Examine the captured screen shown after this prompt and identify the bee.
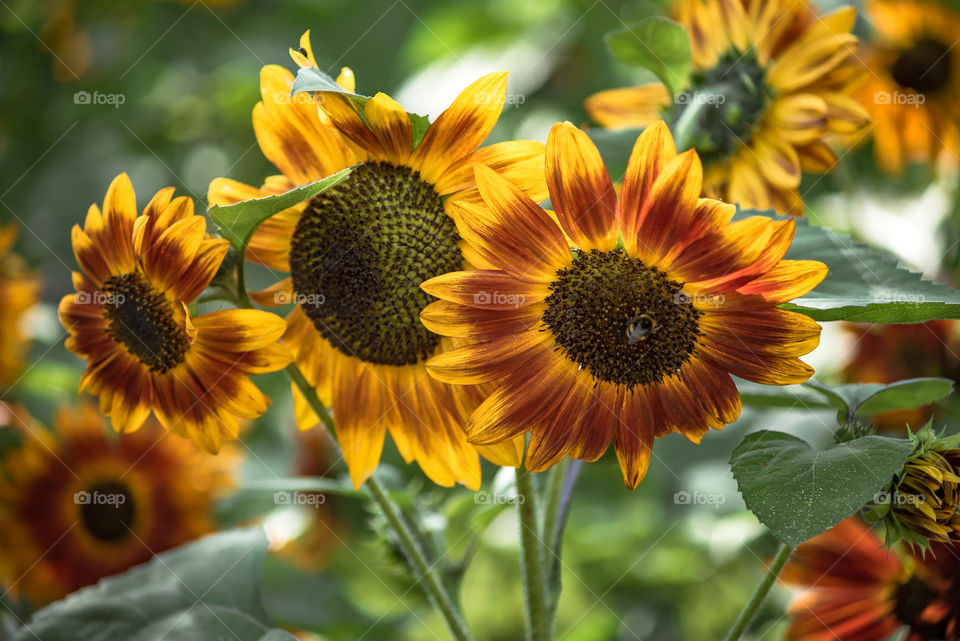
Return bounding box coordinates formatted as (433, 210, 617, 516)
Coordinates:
(627, 314, 655, 345)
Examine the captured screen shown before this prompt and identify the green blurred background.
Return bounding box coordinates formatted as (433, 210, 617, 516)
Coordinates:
(2, 1, 952, 640)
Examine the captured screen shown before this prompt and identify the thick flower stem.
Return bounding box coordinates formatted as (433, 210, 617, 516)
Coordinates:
(542, 459, 582, 618)
(284, 361, 473, 641)
(721, 543, 793, 641)
(516, 466, 551, 641)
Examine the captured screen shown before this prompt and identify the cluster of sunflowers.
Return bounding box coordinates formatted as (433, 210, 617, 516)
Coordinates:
(5, 0, 960, 639)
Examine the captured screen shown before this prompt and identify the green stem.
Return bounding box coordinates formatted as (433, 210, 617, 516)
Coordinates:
(234, 246, 471, 641)
(516, 466, 550, 641)
(721, 543, 793, 641)
(235, 250, 253, 308)
(366, 479, 474, 641)
(542, 459, 582, 618)
(284, 361, 472, 641)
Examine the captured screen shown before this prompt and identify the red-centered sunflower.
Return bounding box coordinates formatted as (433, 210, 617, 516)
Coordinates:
(0, 403, 238, 605)
(855, 0, 960, 174)
(209, 32, 545, 489)
(0, 224, 39, 387)
(842, 321, 960, 430)
(782, 517, 960, 641)
(58, 174, 291, 453)
(420, 121, 825, 488)
(585, 0, 868, 215)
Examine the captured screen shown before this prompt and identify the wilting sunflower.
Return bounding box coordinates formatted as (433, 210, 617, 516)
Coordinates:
(843, 321, 960, 429)
(856, 0, 960, 173)
(208, 32, 545, 489)
(585, 0, 868, 215)
(782, 517, 960, 641)
(421, 121, 825, 487)
(58, 174, 291, 453)
(0, 403, 237, 605)
(0, 224, 39, 387)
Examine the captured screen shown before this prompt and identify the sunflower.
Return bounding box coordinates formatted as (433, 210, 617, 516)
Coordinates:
(782, 517, 960, 641)
(0, 224, 39, 387)
(0, 403, 238, 605)
(420, 121, 825, 488)
(58, 173, 291, 453)
(855, 0, 960, 174)
(208, 32, 545, 489)
(842, 321, 960, 430)
(585, 0, 868, 215)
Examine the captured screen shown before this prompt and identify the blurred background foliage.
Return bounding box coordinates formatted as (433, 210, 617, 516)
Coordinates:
(2, 1, 960, 640)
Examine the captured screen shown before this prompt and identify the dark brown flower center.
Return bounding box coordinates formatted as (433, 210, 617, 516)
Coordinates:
(542, 248, 702, 387)
(289, 162, 463, 366)
(79, 480, 135, 542)
(893, 575, 949, 638)
(101, 272, 189, 373)
(892, 38, 952, 93)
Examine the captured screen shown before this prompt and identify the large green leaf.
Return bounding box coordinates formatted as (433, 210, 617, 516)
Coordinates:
(15, 529, 295, 641)
(209, 168, 354, 249)
(605, 17, 691, 94)
(737, 209, 960, 323)
(730, 431, 914, 546)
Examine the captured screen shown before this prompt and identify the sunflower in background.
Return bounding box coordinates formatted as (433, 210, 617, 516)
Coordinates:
(58, 174, 291, 453)
(855, 0, 960, 174)
(422, 121, 825, 487)
(209, 32, 545, 489)
(842, 321, 960, 430)
(0, 403, 238, 605)
(585, 0, 868, 215)
(782, 517, 960, 641)
(0, 224, 39, 388)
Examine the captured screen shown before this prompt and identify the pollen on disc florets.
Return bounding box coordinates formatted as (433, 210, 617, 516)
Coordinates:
(289, 162, 463, 366)
(542, 248, 702, 388)
(101, 272, 189, 374)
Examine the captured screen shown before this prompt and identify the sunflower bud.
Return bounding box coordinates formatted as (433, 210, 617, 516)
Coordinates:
(890, 448, 960, 544)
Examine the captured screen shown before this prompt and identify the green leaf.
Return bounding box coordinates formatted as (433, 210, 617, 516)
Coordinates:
(805, 378, 954, 423)
(290, 67, 369, 110)
(605, 17, 691, 94)
(15, 529, 296, 641)
(736, 209, 960, 323)
(209, 167, 354, 249)
(730, 431, 914, 546)
(237, 476, 358, 497)
(409, 112, 430, 150)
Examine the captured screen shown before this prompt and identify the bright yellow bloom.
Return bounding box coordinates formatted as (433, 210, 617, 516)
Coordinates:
(422, 121, 825, 488)
(586, 0, 869, 214)
(855, 0, 960, 173)
(209, 32, 546, 489)
(59, 174, 291, 452)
